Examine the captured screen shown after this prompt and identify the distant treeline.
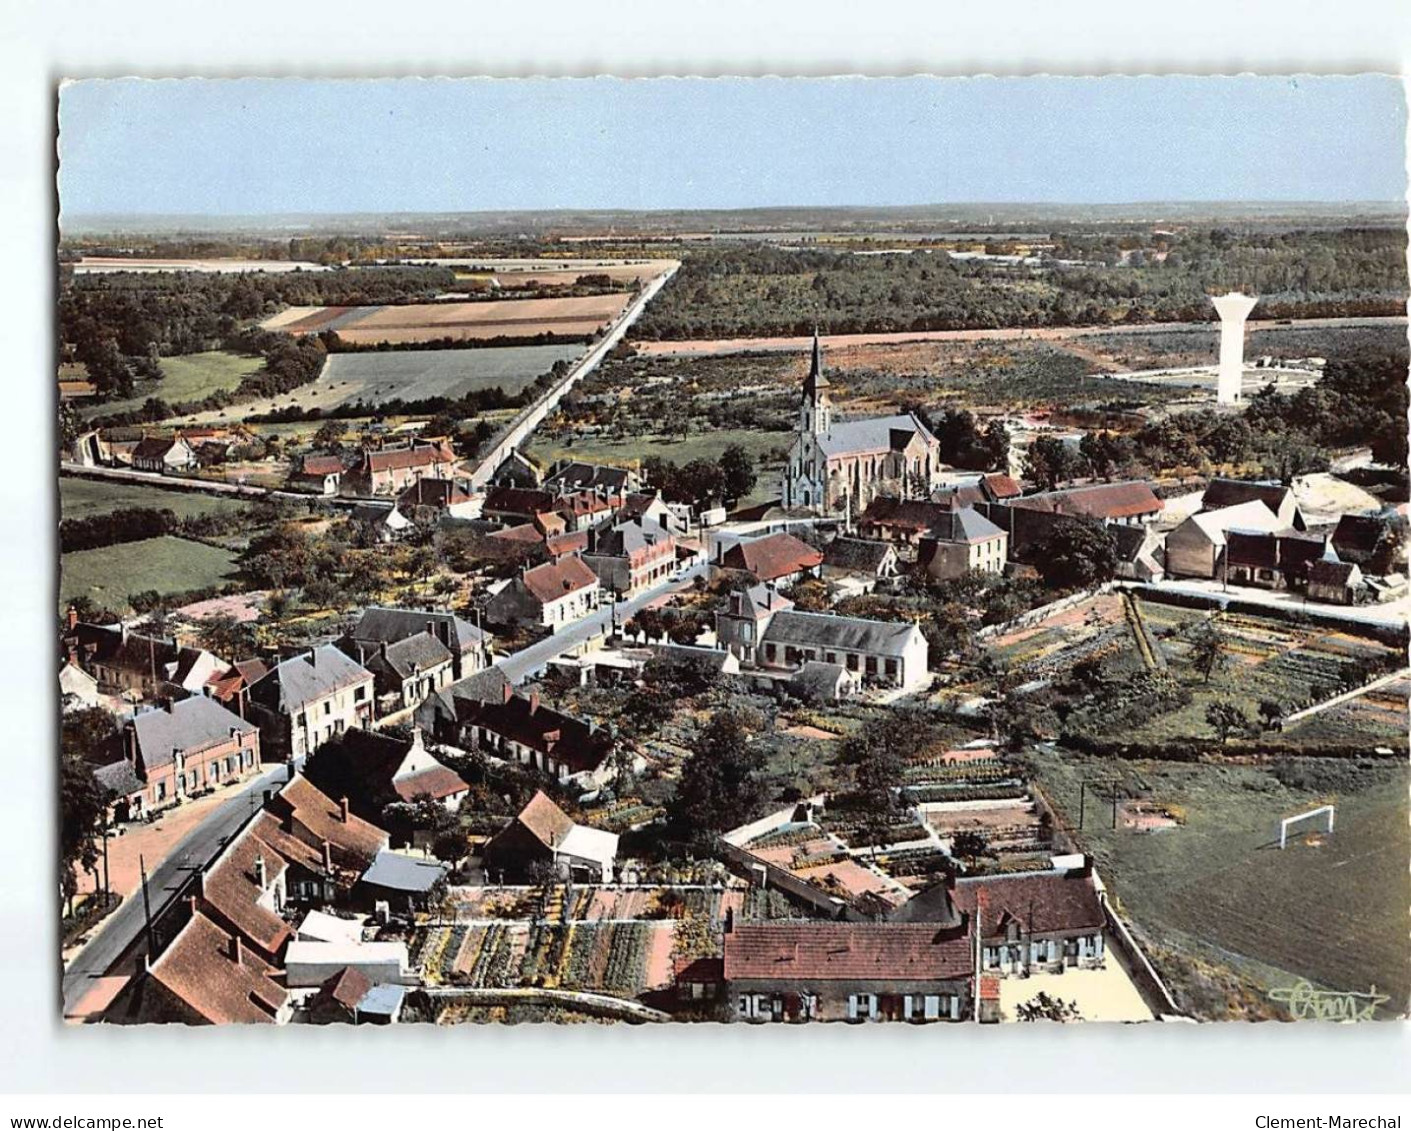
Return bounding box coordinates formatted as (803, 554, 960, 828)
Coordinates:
(633, 229, 1408, 340)
(58, 505, 250, 554)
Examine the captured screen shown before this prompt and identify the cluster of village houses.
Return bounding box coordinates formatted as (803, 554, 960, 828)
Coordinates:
(61, 339, 1402, 1025)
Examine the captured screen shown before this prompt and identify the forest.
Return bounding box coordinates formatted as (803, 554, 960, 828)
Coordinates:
(631, 226, 1409, 340)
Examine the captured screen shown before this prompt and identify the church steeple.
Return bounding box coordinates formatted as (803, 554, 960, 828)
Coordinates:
(800, 329, 832, 434)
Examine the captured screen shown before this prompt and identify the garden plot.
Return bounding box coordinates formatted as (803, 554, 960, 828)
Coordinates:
(317, 344, 583, 406)
(984, 593, 1131, 675)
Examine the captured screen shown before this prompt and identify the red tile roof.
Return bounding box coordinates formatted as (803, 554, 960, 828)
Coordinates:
(200, 831, 292, 957)
(1010, 481, 1161, 521)
(320, 965, 373, 1012)
(723, 923, 972, 982)
(362, 441, 456, 474)
(982, 473, 1023, 500)
(720, 532, 823, 582)
(545, 530, 590, 558)
(299, 455, 344, 477)
(394, 765, 469, 803)
(521, 555, 599, 605)
(262, 776, 388, 879)
(514, 790, 576, 850)
(952, 871, 1105, 941)
(147, 911, 286, 1024)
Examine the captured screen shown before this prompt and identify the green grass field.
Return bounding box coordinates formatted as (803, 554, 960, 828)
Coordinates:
(60, 536, 240, 610)
(1027, 747, 1410, 1018)
(59, 477, 252, 521)
(80, 351, 263, 420)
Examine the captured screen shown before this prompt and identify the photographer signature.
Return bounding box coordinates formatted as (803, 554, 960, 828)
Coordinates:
(1267, 979, 1390, 1020)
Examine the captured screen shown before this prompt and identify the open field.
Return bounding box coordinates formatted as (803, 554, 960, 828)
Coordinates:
(72, 257, 330, 274)
(78, 351, 264, 420)
(315, 345, 584, 407)
(59, 477, 252, 521)
(265, 293, 632, 344)
(1027, 747, 1410, 1018)
(60, 536, 240, 609)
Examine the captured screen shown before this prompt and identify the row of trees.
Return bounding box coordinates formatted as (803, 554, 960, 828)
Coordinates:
(640, 444, 757, 509)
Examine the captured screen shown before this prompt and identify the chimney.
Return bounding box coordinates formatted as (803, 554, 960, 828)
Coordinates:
(724, 906, 735, 934)
(379, 641, 389, 659)
(253, 853, 267, 890)
(230, 934, 243, 964)
(66, 606, 78, 631)
(527, 691, 540, 715)
(185, 894, 198, 918)
(426, 620, 436, 638)
(262, 788, 274, 808)
(120, 621, 129, 643)
(308, 648, 317, 668)
(322, 839, 333, 871)
(502, 679, 514, 705)
(339, 797, 350, 823)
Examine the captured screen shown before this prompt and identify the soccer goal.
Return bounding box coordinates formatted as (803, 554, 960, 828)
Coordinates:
(1279, 805, 1335, 849)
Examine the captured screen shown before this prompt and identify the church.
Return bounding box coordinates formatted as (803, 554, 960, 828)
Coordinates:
(783, 332, 946, 515)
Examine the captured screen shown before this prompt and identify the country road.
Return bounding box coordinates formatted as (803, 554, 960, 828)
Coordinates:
(497, 559, 709, 684)
(630, 314, 1408, 358)
(61, 762, 291, 1018)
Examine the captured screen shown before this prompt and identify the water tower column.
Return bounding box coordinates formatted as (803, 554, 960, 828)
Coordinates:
(1210, 292, 1258, 405)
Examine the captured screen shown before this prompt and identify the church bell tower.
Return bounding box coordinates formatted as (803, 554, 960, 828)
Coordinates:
(801, 329, 832, 435)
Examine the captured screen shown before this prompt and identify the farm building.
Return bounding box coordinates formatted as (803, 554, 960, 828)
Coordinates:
(856, 498, 957, 545)
(449, 686, 615, 786)
(1306, 554, 1364, 605)
(482, 790, 619, 884)
(721, 920, 972, 1023)
(1201, 478, 1304, 530)
(716, 531, 823, 585)
(821, 537, 900, 583)
(305, 727, 469, 826)
(1164, 501, 1285, 580)
(345, 439, 458, 497)
(130, 434, 198, 474)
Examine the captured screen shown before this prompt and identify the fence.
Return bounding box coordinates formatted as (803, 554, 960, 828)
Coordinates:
(974, 583, 1114, 641)
(1096, 886, 1183, 1019)
(715, 839, 847, 918)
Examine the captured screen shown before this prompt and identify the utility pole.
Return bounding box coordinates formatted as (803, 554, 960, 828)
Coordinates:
(1078, 781, 1086, 830)
(1111, 784, 1119, 831)
(139, 854, 155, 955)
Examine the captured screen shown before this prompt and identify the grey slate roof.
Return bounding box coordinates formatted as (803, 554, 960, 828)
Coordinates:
(789, 660, 851, 699)
(544, 460, 634, 494)
(348, 607, 486, 657)
(252, 645, 373, 714)
(132, 696, 256, 770)
(360, 849, 449, 894)
(816, 413, 936, 459)
(356, 982, 406, 1018)
(371, 633, 455, 680)
(761, 609, 923, 657)
(927, 506, 1004, 545)
(823, 537, 895, 573)
(93, 759, 144, 798)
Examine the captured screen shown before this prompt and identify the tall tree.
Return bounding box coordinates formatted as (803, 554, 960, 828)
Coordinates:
(668, 709, 765, 842)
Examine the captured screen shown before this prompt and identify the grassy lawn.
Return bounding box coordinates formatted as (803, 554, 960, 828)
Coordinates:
(59, 476, 252, 521)
(1026, 746, 1410, 1018)
(60, 536, 240, 610)
(80, 351, 263, 420)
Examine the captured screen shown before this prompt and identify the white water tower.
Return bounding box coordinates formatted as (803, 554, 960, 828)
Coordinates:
(1210, 291, 1258, 405)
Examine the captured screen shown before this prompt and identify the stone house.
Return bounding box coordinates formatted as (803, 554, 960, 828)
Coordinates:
(246, 645, 375, 760)
(484, 555, 601, 631)
(916, 506, 1008, 581)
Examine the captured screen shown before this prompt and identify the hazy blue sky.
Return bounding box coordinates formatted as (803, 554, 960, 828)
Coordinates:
(58, 76, 1407, 216)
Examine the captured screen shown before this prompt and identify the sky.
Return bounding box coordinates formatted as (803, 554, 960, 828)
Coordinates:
(57, 76, 1408, 216)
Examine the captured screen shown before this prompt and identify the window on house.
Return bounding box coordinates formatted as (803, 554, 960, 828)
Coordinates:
(323, 701, 331, 716)
(156, 782, 167, 801)
(355, 686, 367, 702)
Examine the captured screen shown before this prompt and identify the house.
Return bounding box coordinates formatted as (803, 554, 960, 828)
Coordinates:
(358, 633, 456, 714)
(783, 332, 947, 514)
(1224, 528, 1325, 590)
(284, 939, 414, 989)
(96, 695, 262, 819)
(1201, 477, 1304, 529)
(130, 434, 197, 474)
(305, 726, 469, 825)
(721, 920, 972, 1023)
(62, 612, 230, 703)
(487, 448, 544, 490)
(196, 816, 295, 962)
(256, 775, 390, 904)
(759, 610, 929, 691)
(484, 555, 601, 632)
(616, 491, 679, 533)
(1307, 552, 1364, 605)
(246, 645, 375, 761)
(482, 486, 561, 526)
(715, 584, 794, 665)
(449, 686, 614, 785)
(341, 606, 489, 681)
(482, 790, 619, 883)
(856, 498, 958, 545)
(821, 537, 900, 583)
(716, 531, 823, 586)
(1164, 500, 1284, 580)
(1110, 524, 1166, 583)
(59, 660, 101, 712)
(345, 439, 459, 497)
(1006, 480, 1162, 526)
(788, 660, 860, 704)
(140, 911, 290, 1025)
(289, 454, 344, 496)
(916, 506, 1008, 581)
(395, 476, 478, 523)
(1331, 513, 1396, 571)
(581, 517, 678, 595)
(206, 658, 270, 711)
(543, 459, 639, 497)
(950, 867, 1108, 976)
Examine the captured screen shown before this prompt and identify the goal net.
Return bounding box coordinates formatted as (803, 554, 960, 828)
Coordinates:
(1279, 805, 1335, 849)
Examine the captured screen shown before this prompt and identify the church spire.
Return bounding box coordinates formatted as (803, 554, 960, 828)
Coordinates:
(803, 328, 829, 395)
(800, 328, 831, 436)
